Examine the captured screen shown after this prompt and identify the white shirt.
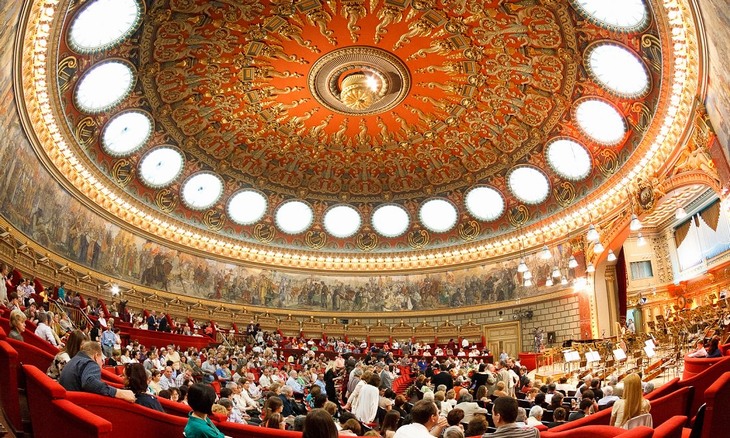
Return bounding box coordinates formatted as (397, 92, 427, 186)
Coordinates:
(35, 323, 58, 346)
(393, 422, 433, 438)
(259, 374, 272, 388)
(353, 384, 379, 423)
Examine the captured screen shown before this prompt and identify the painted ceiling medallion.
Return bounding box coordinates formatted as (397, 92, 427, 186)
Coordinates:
(48, 0, 668, 255)
(308, 46, 409, 115)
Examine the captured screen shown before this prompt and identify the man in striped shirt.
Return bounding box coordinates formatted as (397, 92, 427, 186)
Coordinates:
(484, 397, 539, 438)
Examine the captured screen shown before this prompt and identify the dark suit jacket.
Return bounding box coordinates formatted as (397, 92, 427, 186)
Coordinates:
(147, 315, 157, 331)
(431, 370, 454, 390)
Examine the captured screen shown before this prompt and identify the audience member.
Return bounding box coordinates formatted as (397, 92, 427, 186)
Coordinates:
(8, 308, 26, 341)
(47, 329, 86, 379)
(485, 396, 539, 438)
(609, 373, 650, 427)
(184, 383, 224, 438)
(126, 363, 164, 412)
(59, 341, 135, 402)
(394, 400, 447, 438)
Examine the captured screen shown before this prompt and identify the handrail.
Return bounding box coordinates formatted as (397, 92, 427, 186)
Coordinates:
(52, 299, 94, 331)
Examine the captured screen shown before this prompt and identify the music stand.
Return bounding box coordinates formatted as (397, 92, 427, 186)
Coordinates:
(643, 346, 656, 358)
(563, 350, 580, 373)
(644, 339, 656, 350)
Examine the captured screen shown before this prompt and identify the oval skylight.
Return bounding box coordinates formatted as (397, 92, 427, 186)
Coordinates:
(372, 204, 409, 238)
(420, 199, 458, 233)
(74, 61, 135, 114)
(508, 167, 550, 204)
(575, 99, 626, 145)
(138, 146, 183, 188)
(324, 205, 361, 238)
(571, 0, 648, 32)
(275, 201, 314, 234)
(101, 110, 152, 156)
(227, 190, 267, 225)
(465, 186, 505, 221)
(68, 0, 143, 53)
(546, 139, 592, 181)
(587, 43, 649, 98)
(181, 172, 224, 210)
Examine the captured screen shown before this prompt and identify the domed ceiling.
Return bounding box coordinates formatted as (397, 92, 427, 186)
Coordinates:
(22, 0, 696, 271)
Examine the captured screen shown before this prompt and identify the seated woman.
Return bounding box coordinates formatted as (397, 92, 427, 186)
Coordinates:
(47, 330, 87, 379)
(8, 309, 27, 341)
(609, 373, 650, 427)
(184, 383, 224, 438)
(126, 363, 164, 412)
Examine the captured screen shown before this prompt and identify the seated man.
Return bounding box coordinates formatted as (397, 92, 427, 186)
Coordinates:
(59, 341, 135, 403)
(394, 400, 447, 438)
(687, 340, 707, 358)
(486, 396, 540, 437)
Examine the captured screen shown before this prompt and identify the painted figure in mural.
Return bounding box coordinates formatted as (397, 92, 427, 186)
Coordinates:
(141, 254, 173, 291)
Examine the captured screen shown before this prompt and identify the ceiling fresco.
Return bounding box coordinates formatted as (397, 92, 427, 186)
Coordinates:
(51, 0, 665, 255)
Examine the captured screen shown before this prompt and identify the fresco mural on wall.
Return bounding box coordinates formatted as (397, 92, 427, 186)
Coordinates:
(0, 2, 579, 312)
(700, 0, 730, 151)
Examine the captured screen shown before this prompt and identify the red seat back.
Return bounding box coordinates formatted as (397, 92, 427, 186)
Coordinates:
(701, 371, 730, 438)
(546, 405, 612, 433)
(23, 364, 112, 438)
(649, 386, 693, 426)
(542, 424, 651, 438)
(652, 415, 687, 438)
(0, 340, 22, 432)
(6, 337, 55, 371)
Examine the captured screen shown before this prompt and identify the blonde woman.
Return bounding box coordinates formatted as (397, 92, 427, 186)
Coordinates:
(609, 373, 650, 427)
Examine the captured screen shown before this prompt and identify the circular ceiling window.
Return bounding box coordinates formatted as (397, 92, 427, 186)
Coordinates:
(275, 201, 314, 234)
(68, 0, 143, 53)
(138, 146, 184, 188)
(571, 0, 648, 32)
(101, 110, 152, 157)
(546, 138, 592, 181)
(74, 60, 135, 114)
(181, 172, 224, 210)
(508, 167, 550, 204)
(324, 205, 361, 238)
(372, 204, 409, 238)
(587, 43, 649, 98)
(465, 186, 505, 221)
(420, 199, 458, 233)
(227, 190, 267, 225)
(575, 99, 626, 146)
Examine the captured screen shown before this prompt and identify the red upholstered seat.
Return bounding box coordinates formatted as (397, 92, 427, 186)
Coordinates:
(541, 425, 653, 438)
(23, 364, 112, 438)
(20, 327, 61, 355)
(649, 386, 693, 427)
(216, 420, 303, 438)
(544, 405, 612, 433)
(653, 415, 688, 438)
(701, 371, 730, 438)
(675, 356, 730, 417)
(65, 391, 189, 438)
(0, 340, 22, 433)
(683, 356, 727, 379)
(6, 337, 54, 371)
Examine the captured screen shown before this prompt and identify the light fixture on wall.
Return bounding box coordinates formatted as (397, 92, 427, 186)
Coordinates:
(552, 266, 561, 278)
(675, 205, 687, 220)
(517, 258, 528, 273)
(594, 242, 605, 254)
(568, 255, 578, 268)
(637, 233, 646, 247)
(545, 276, 554, 287)
(498, 310, 503, 321)
(540, 244, 552, 260)
(560, 276, 568, 285)
(586, 224, 600, 242)
(607, 249, 617, 262)
(586, 262, 595, 273)
(630, 214, 643, 231)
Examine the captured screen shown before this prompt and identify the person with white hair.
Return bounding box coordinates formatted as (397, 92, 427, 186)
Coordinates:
(598, 385, 620, 409)
(526, 406, 543, 427)
(443, 425, 465, 438)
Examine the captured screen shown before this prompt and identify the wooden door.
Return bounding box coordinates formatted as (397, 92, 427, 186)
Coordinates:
(484, 321, 521, 359)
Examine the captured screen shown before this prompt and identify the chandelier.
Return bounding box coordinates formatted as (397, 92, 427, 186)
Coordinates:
(339, 73, 383, 111)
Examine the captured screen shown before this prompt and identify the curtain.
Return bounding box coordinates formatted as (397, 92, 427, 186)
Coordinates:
(676, 217, 703, 270)
(700, 200, 720, 231)
(674, 219, 692, 247)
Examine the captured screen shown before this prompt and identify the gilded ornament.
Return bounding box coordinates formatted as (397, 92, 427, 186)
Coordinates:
(553, 181, 575, 208)
(74, 117, 97, 149)
(636, 178, 655, 211)
(57, 56, 78, 93)
(111, 159, 134, 187)
(458, 220, 480, 241)
(356, 232, 378, 251)
(596, 148, 618, 176)
(507, 205, 529, 227)
(203, 210, 226, 231)
(253, 223, 276, 243)
(305, 230, 327, 249)
(407, 229, 429, 248)
(155, 188, 178, 213)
